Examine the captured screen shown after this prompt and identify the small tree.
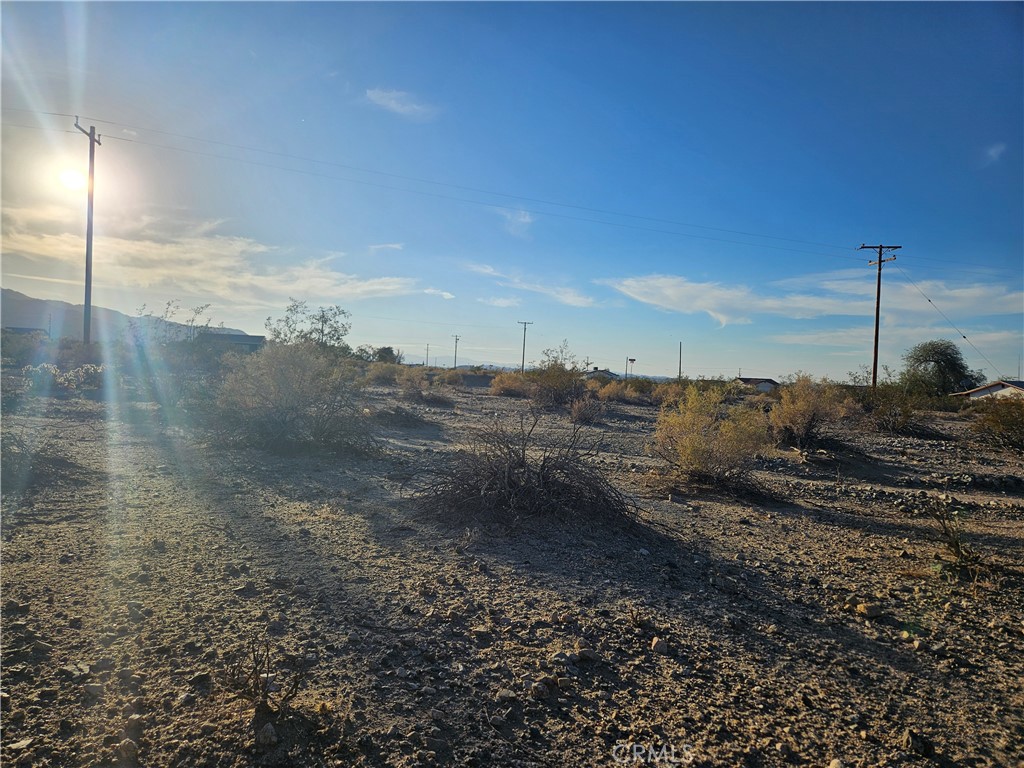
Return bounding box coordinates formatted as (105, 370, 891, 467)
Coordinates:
(265, 299, 352, 354)
(901, 339, 983, 397)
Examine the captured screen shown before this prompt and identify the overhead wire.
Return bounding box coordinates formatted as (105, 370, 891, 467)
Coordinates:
(893, 262, 1009, 380)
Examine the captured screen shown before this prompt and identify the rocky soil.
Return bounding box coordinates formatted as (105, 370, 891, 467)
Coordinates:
(2, 384, 1022, 768)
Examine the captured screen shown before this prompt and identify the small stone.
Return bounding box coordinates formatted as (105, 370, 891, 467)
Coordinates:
(900, 728, 934, 756)
(495, 688, 516, 703)
(429, 708, 444, 721)
(84, 682, 104, 698)
(856, 602, 882, 618)
(529, 681, 549, 700)
(8, 738, 33, 752)
(549, 651, 571, 667)
(578, 647, 600, 663)
(556, 677, 571, 690)
(424, 736, 447, 752)
(828, 760, 845, 768)
(651, 637, 669, 655)
(117, 738, 139, 762)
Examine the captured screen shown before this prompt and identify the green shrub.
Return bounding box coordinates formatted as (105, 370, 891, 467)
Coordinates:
(769, 375, 853, 448)
(970, 397, 1024, 453)
(653, 385, 769, 483)
(528, 366, 583, 407)
(212, 342, 372, 453)
(365, 362, 403, 385)
(864, 384, 920, 434)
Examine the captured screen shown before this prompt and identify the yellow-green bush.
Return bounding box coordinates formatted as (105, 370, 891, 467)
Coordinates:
(970, 396, 1024, 453)
(437, 369, 463, 386)
(654, 384, 769, 482)
(652, 381, 686, 407)
(365, 362, 403, 385)
(769, 375, 854, 448)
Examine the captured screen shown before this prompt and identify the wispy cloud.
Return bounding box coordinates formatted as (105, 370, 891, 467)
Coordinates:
(497, 208, 534, 237)
(602, 271, 1022, 326)
(468, 263, 595, 308)
(984, 142, 1007, 166)
(369, 242, 404, 253)
(424, 288, 455, 300)
(477, 296, 521, 308)
(365, 88, 439, 121)
(2, 208, 419, 308)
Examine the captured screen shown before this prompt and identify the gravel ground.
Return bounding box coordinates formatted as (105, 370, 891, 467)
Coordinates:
(2, 385, 1022, 768)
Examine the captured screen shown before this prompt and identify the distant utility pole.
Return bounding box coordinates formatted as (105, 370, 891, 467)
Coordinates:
(452, 335, 460, 370)
(678, 341, 683, 381)
(518, 321, 533, 374)
(859, 243, 901, 391)
(425, 343, 430, 368)
(75, 118, 101, 345)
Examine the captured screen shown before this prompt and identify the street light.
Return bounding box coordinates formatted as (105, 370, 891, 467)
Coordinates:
(625, 357, 635, 380)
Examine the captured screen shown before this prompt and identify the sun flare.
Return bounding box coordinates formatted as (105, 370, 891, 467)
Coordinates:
(59, 168, 86, 191)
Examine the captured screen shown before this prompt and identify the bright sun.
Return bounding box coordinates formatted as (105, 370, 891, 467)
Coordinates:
(59, 168, 86, 191)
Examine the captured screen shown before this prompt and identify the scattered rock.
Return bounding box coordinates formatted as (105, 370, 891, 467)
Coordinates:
(856, 602, 882, 619)
(255, 722, 278, 748)
(651, 637, 669, 655)
(83, 682, 104, 698)
(900, 728, 934, 757)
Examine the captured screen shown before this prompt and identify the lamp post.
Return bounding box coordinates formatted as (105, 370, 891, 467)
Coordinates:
(625, 357, 635, 380)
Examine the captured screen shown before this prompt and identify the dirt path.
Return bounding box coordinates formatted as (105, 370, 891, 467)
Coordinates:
(2, 392, 1022, 767)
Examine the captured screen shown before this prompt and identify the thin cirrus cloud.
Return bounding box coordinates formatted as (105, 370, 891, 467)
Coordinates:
(602, 272, 1022, 326)
(497, 208, 534, 238)
(369, 243, 404, 253)
(365, 88, 439, 121)
(984, 142, 1007, 166)
(467, 263, 595, 308)
(478, 296, 521, 308)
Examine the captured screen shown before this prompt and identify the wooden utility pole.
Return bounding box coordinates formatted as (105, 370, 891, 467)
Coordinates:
(860, 244, 901, 391)
(518, 321, 533, 374)
(75, 118, 101, 344)
(678, 341, 682, 381)
(452, 335, 460, 370)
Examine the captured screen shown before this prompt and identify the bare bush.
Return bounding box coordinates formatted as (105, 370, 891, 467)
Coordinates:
(436, 369, 463, 387)
(364, 362, 403, 385)
(222, 631, 313, 716)
(569, 397, 605, 425)
(919, 494, 983, 571)
(653, 384, 769, 483)
(211, 342, 374, 453)
(415, 410, 637, 527)
(970, 396, 1024, 453)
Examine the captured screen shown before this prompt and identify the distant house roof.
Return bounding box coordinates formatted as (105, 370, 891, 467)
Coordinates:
(583, 367, 620, 380)
(951, 380, 1024, 398)
(204, 333, 266, 351)
(735, 377, 779, 387)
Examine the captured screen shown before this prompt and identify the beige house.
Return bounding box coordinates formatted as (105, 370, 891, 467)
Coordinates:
(952, 380, 1024, 400)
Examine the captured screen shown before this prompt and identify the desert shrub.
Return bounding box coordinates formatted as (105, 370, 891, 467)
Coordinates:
(415, 411, 636, 527)
(569, 397, 605, 425)
(918, 494, 983, 571)
(652, 381, 686, 406)
(437, 369, 463, 387)
(864, 384, 920, 434)
(653, 384, 769, 483)
(490, 371, 530, 398)
(211, 342, 373, 453)
(769, 375, 852, 448)
(970, 397, 1024, 452)
(528, 366, 583, 407)
(365, 362, 403, 385)
(21, 363, 106, 395)
(584, 378, 604, 397)
(397, 365, 426, 394)
(596, 380, 629, 402)
(626, 377, 656, 396)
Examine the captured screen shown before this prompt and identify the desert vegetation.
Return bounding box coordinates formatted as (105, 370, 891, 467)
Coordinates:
(2, 318, 1022, 767)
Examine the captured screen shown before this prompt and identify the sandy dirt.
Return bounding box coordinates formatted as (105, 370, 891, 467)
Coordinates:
(2, 384, 1022, 768)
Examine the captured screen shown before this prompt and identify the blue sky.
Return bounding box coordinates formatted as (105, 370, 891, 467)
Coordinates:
(2, 2, 1021, 380)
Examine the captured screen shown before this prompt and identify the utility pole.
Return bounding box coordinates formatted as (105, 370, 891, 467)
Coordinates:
(859, 244, 901, 391)
(452, 335, 460, 370)
(518, 321, 533, 375)
(75, 118, 101, 345)
(678, 341, 682, 381)
(425, 343, 429, 368)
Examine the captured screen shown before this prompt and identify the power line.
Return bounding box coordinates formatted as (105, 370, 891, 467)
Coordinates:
(893, 263, 1007, 380)
(0, 107, 857, 252)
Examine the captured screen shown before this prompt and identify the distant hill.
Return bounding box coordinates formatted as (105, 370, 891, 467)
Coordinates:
(1, 289, 246, 343)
